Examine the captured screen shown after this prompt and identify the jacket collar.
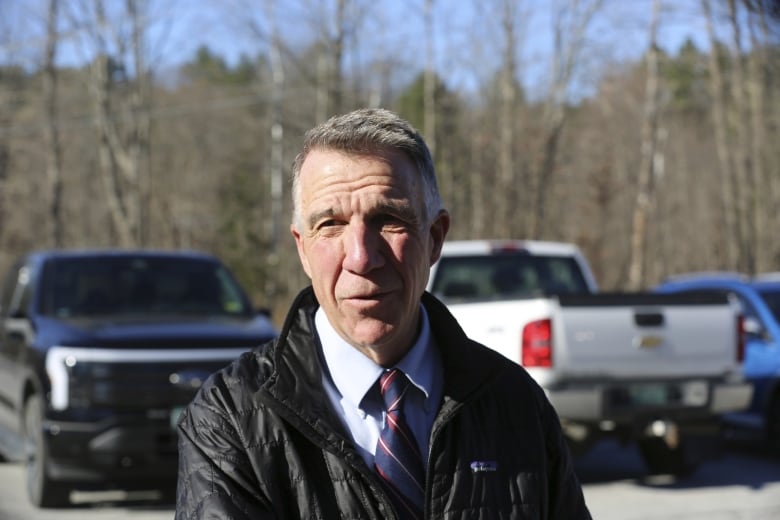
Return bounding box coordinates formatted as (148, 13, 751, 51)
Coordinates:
(420, 291, 505, 404)
(265, 287, 505, 440)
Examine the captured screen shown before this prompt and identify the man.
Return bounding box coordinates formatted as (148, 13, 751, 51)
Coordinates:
(175, 108, 591, 519)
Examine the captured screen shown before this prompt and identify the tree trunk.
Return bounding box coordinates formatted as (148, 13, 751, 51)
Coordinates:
(627, 0, 662, 290)
(43, 0, 64, 248)
(331, 0, 346, 115)
(91, 54, 135, 247)
(128, 0, 151, 246)
(528, 0, 603, 239)
(86, 0, 151, 248)
(267, 0, 285, 300)
(702, 0, 740, 269)
(744, 0, 768, 271)
(727, 0, 756, 273)
(424, 0, 436, 158)
(497, 0, 518, 237)
(747, 1, 780, 269)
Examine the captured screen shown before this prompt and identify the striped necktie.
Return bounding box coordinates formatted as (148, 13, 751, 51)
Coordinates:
(374, 368, 425, 519)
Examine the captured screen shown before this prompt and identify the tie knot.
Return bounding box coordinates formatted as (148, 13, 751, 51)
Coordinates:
(379, 368, 410, 413)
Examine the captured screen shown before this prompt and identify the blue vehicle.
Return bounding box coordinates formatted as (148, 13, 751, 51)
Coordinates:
(655, 272, 780, 451)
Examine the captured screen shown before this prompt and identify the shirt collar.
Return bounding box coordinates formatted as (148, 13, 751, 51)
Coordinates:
(316, 304, 436, 410)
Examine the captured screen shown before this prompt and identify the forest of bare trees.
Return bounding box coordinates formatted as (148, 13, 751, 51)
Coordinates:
(0, 0, 778, 320)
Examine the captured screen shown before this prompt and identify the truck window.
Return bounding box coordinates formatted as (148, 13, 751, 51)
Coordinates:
(38, 256, 252, 318)
(757, 289, 780, 324)
(432, 253, 590, 301)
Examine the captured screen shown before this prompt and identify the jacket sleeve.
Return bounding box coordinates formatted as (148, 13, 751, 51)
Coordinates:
(542, 397, 593, 520)
(174, 383, 275, 520)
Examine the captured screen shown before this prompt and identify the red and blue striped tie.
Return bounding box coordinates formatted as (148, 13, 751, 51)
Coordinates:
(375, 369, 425, 519)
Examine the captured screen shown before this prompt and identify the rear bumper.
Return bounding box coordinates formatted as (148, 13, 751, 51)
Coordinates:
(546, 378, 753, 425)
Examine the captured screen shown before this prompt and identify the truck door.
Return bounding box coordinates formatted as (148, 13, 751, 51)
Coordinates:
(0, 262, 30, 433)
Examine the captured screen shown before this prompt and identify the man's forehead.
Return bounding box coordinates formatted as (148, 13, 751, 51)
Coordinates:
(301, 146, 414, 170)
(300, 149, 418, 188)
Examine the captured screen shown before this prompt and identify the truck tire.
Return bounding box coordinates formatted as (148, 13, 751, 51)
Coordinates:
(768, 392, 780, 454)
(638, 437, 695, 476)
(159, 483, 178, 505)
(23, 395, 71, 508)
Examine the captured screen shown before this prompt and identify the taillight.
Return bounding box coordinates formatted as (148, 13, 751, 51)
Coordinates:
(736, 314, 745, 364)
(522, 319, 552, 367)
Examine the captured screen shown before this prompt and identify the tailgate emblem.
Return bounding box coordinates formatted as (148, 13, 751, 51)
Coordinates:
(634, 335, 663, 349)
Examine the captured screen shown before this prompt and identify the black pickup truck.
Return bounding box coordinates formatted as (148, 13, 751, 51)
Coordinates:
(0, 250, 278, 507)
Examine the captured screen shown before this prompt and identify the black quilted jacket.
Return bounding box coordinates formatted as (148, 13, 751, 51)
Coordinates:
(175, 287, 591, 519)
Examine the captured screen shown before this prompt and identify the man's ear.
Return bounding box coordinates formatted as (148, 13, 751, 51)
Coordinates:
(428, 209, 450, 265)
(291, 224, 313, 278)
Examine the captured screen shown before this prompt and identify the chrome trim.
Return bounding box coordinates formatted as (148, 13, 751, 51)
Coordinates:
(45, 346, 251, 410)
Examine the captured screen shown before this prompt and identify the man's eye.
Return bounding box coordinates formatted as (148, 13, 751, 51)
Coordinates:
(318, 219, 338, 227)
(376, 215, 408, 229)
(316, 219, 343, 230)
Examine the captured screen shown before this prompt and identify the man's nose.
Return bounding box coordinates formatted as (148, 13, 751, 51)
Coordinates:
(343, 223, 384, 273)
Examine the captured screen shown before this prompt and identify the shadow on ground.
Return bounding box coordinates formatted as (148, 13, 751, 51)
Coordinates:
(574, 438, 780, 491)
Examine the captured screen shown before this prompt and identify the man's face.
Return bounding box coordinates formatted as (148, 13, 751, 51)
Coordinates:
(291, 148, 448, 366)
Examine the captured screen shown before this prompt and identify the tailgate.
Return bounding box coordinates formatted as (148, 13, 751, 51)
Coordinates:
(555, 293, 739, 379)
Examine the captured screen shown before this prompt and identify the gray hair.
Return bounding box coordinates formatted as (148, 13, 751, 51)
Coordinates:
(291, 108, 443, 230)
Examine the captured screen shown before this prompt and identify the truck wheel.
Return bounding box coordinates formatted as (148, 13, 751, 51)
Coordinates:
(768, 393, 780, 454)
(158, 483, 178, 505)
(638, 437, 695, 476)
(23, 395, 71, 508)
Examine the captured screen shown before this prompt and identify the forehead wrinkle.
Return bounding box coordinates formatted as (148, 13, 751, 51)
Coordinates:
(305, 196, 416, 231)
(299, 150, 423, 230)
(305, 170, 403, 209)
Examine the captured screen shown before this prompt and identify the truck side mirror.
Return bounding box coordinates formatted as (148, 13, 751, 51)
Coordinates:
(742, 316, 767, 340)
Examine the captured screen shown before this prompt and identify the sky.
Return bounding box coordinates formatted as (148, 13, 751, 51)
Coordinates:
(0, 0, 726, 99)
(176, 1, 719, 99)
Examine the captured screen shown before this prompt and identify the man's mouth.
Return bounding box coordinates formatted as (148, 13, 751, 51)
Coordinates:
(347, 292, 385, 301)
(342, 289, 396, 303)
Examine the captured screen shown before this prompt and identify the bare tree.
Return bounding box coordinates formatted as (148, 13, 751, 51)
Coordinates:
(726, 0, 757, 273)
(127, 0, 152, 245)
(744, 0, 769, 270)
(424, 0, 436, 157)
(4, 0, 780, 309)
(702, 0, 742, 269)
(527, 0, 604, 239)
(745, 0, 780, 269)
(627, 0, 663, 290)
(0, 1, 22, 256)
(497, 0, 520, 237)
(311, 0, 351, 120)
(266, 0, 286, 300)
(63, 0, 155, 247)
(42, 0, 64, 248)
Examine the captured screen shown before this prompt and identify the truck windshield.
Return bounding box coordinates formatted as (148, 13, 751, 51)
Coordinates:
(431, 253, 591, 301)
(39, 256, 253, 318)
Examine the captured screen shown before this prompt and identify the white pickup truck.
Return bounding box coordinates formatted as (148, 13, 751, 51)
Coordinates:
(427, 239, 752, 474)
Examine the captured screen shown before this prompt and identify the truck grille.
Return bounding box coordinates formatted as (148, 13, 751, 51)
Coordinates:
(67, 359, 233, 410)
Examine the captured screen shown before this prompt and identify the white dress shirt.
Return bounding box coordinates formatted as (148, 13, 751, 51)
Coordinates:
(316, 305, 443, 469)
